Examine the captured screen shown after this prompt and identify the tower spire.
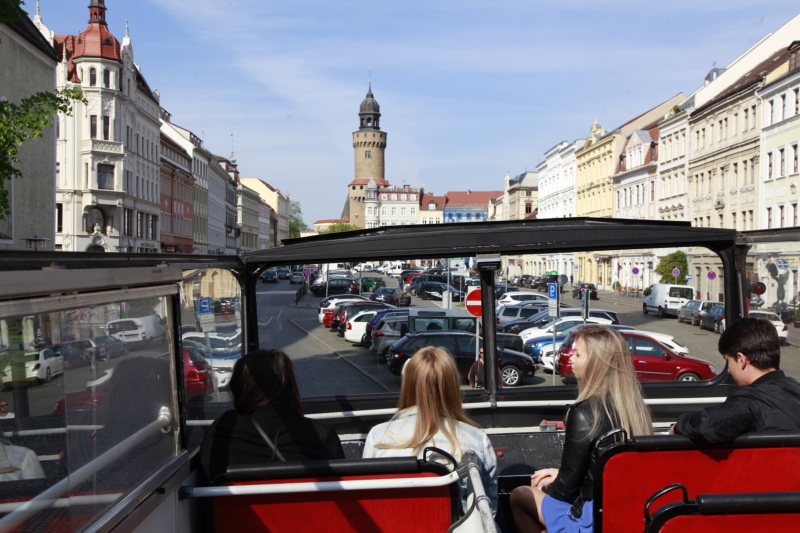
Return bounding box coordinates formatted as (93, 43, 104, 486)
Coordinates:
(126, 19, 130, 38)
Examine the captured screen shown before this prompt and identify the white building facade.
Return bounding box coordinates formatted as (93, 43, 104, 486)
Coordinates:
(40, 1, 162, 253)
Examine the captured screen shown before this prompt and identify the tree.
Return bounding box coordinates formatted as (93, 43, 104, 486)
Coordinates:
(654, 251, 688, 284)
(288, 201, 307, 238)
(319, 222, 361, 234)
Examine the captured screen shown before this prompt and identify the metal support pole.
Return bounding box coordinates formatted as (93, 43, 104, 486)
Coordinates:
(479, 269, 498, 403)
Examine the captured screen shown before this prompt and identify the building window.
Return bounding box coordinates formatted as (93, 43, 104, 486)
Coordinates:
(103, 69, 110, 88)
(366, 207, 372, 215)
(89, 68, 96, 86)
(90, 115, 97, 139)
(103, 115, 110, 140)
(650, 180, 655, 201)
(86, 207, 105, 233)
(780, 205, 785, 228)
(744, 108, 749, 131)
(428, 202, 436, 209)
(137, 212, 144, 238)
(381, 194, 387, 200)
(768, 152, 773, 179)
(793, 144, 799, 174)
(97, 163, 114, 189)
(55, 203, 63, 233)
(793, 203, 798, 227)
(381, 207, 387, 216)
(151, 216, 158, 240)
(410, 207, 416, 216)
(795, 88, 799, 115)
(401, 207, 406, 216)
(767, 207, 772, 229)
(768, 100, 774, 125)
(525, 203, 532, 214)
(56, 115, 60, 138)
(780, 149, 786, 176)
(124, 208, 132, 236)
(391, 207, 396, 216)
(422, 217, 427, 224)
(391, 194, 397, 200)
(365, 150, 371, 159)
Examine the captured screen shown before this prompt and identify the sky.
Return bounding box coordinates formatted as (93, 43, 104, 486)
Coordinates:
(33, 0, 800, 225)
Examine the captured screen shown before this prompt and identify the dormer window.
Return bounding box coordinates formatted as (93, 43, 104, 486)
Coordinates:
(90, 68, 97, 86)
(428, 202, 436, 209)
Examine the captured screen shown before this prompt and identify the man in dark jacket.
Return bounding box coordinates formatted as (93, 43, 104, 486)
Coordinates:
(671, 317, 800, 443)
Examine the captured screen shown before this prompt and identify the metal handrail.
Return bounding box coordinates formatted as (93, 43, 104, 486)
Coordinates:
(183, 469, 461, 498)
(0, 407, 172, 533)
(466, 462, 498, 533)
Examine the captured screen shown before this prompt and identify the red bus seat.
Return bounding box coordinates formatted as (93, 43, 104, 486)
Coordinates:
(593, 432, 800, 533)
(205, 455, 463, 533)
(644, 489, 800, 532)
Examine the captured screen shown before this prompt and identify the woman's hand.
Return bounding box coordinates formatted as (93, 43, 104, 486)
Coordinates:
(530, 468, 558, 490)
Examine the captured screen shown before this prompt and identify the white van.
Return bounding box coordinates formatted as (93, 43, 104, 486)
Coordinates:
(107, 315, 166, 349)
(642, 284, 696, 318)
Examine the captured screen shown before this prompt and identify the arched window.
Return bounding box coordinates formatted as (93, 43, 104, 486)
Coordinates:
(86, 207, 106, 233)
(90, 68, 97, 86)
(104, 69, 110, 88)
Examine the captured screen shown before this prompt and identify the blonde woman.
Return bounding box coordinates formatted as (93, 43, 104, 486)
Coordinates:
(363, 346, 498, 513)
(510, 326, 653, 533)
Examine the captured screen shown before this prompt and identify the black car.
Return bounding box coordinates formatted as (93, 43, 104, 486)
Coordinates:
(261, 270, 278, 283)
(277, 267, 291, 280)
(386, 331, 535, 387)
(370, 287, 411, 306)
(572, 282, 598, 300)
(311, 278, 358, 297)
(700, 304, 726, 333)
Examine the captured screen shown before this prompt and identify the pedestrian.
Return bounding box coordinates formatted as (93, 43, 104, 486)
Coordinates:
(0, 400, 13, 420)
(670, 317, 800, 443)
(468, 347, 502, 389)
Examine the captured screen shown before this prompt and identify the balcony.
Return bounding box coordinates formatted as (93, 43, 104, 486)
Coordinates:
(81, 139, 124, 155)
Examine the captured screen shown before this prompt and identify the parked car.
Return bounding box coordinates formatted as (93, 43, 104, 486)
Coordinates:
(519, 316, 613, 343)
(277, 267, 291, 280)
(107, 314, 166, 349)
(183, 345, 213, 398)
(318, 295, 370, 323)
(678, 300, 721, 326)
(536, 274, 564, 291)
(419, 283, 465, 302)
(555, 328, 717, 382)
(497, 292, 549, 308)
(332, 302, 390, 334)
(370, 287, 411, 306)
(1, 348, 64, 387)
(363, 309, 410, 345)
(749, 311, 788, 343)
(360, 276, 386, 292)
(290, 272, 305, 285)
(571, 283, 598, 300)
(699, 305, 726, 333)
(343, 310, 381, 345)
(311, 278, 358, 297)
(261, 269, 278, 283)
(643, 283, 696, 318)
(385, 331, 536, 387)
(370, 308, 477, 360)
(496, 304, 551, 331)
(91, 335, 129, 360)
(524, 325, 636, 365)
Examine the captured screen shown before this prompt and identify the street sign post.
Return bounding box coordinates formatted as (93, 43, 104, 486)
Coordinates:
(707, 271, 717, 280)
(548, 283, 561, 385)
(581, 287, 590, 320)
(304, 268, 313, 277)
(685, 275, 693, 280)
(777, 260, 789, 269)
(466, 288, 483, 317)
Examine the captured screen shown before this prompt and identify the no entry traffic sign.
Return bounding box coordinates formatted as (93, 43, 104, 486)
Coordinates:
(466, 289, 482, 317)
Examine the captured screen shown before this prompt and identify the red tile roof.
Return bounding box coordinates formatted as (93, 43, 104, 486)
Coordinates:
(314, 218, 349, 224)
(444, 190, 504, 206)
(420, 193, 447, 210)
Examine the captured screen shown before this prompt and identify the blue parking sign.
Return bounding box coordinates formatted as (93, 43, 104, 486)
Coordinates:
(548, 283, 558, 299)
(198, 297, 212, 314)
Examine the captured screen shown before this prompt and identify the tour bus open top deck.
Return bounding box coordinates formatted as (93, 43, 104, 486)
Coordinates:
(0, 218, 798, 533)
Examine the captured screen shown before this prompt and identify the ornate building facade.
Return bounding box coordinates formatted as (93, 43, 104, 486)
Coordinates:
(38, 0, 162, 253)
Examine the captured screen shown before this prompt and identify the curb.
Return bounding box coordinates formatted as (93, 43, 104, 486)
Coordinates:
(290, 319, 391, 393)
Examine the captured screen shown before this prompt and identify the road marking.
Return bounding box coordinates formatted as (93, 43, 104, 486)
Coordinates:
(290, 319, 391, 393)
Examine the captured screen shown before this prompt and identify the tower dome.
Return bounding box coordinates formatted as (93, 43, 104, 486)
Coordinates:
(358, 83, 381, 131)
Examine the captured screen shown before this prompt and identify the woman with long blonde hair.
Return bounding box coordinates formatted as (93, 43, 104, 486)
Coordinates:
(363, 346, 498, 513)
(510, 326, 653, 533)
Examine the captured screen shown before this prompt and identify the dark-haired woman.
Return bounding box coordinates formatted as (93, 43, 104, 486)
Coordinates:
(200, 349, 344, 481)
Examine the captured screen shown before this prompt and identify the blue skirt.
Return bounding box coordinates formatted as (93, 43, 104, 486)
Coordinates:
(541, 495, 593, 533)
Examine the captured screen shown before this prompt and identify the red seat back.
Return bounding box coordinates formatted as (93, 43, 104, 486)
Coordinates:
(211, 472, 454, 533)
(594, 434, 800, 533)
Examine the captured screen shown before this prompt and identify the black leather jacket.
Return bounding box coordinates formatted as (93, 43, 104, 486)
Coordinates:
(545, 400, 614, 518)
(675, 370, 800, 444)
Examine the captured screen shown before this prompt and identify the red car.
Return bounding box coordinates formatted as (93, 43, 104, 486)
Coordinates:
(183, 346, 213, 398)
(555, 329, 717, 382)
